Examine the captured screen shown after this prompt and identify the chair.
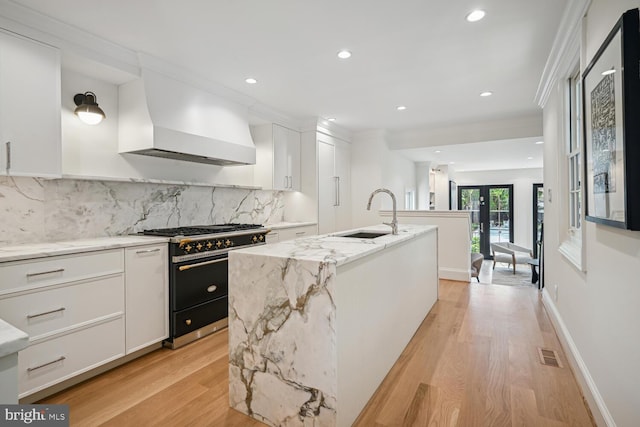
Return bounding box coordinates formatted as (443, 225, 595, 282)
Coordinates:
(490, 242, 533, 274)
(470, 252, 484, 282)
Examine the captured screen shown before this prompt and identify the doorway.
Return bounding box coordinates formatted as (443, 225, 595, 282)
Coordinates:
(533, 183, 544, 258)
(458, 185, 514, 258)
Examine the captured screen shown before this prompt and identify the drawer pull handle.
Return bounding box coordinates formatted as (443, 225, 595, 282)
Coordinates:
(27, 356, 66, 372)
(27, 307, 66, 319)
(207, 285, 218, 293)
(295, 232, 305, 235)
(26, 268, 64, 278)
(136, 248, 161, 254)
(178, 258, 226, 271)
(185, 319, 192, 326)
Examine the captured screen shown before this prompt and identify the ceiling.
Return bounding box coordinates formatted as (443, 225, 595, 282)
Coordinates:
(6, 0, 566, 170)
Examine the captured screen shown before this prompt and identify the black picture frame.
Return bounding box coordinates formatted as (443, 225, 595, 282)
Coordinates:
(583, 8, 640, 230)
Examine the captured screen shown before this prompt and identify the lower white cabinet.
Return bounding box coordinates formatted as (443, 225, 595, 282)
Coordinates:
(267, 225, 317, 243)
(18, 317, 125, 397)
(0, 242, 168, 399)
(124, 244, 169, 354)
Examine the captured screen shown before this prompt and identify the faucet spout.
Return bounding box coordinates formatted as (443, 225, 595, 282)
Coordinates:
(366, 188, 399, 235)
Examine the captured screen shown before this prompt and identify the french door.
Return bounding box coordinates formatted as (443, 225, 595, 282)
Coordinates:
(458, 185, 514, 258)
(533, 183, 544, 258)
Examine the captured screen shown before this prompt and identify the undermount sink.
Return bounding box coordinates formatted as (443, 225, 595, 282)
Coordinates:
(338, 231, 390, 239)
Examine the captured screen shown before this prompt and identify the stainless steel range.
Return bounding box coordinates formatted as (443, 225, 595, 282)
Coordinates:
(141, 224, 268, 348)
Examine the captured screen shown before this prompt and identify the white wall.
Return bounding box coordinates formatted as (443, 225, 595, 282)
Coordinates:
(61, 69, 255, 186)
(541, 1, 640, 425)
(350, 130, 416, 228)
(454, 168, 543, 250)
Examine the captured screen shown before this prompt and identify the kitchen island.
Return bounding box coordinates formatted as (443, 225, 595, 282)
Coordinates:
(228, 224, 438, 426)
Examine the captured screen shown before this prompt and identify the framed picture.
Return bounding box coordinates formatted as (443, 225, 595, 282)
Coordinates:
(583, 8, 640, 230)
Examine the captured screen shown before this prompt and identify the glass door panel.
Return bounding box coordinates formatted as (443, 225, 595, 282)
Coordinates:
(533, 183, 544, 258)
(459, 188, 481, 253)
(459, 185, 514, 258)
(489, 187, 511, 244)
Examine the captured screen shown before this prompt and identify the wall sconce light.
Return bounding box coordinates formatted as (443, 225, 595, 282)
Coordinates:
(73, 91, 106, 125)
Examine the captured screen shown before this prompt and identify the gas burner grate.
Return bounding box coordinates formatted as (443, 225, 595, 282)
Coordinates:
(141, 224, 263, 237)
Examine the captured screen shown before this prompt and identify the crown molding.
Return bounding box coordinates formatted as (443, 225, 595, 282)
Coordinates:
(535, 0, 592, 107)
(0, 0, 139, 76)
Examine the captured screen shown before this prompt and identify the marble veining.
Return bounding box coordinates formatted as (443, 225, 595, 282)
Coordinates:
(228, 254, 337, 426)
(0, 236, 169, 263)
(0, 176, 285, 246)
(238, 224, 437, 266)
(228, 224, 437, 426)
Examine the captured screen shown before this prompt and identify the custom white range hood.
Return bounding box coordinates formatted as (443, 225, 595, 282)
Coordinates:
(118, 68, 255, 166)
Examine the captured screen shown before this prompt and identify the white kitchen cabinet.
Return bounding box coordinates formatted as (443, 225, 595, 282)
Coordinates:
(124, 244, 169, 354)
(252, 123, 301, 191)
(0, 29, 61, 177)
(267, 224, 317, 243)
(0, 249, 126, 398)
(318, 138, 351, 234)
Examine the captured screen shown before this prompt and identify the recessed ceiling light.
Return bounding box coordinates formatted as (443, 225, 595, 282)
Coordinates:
(435, 150, 442, 153)
(601, 68, 616, 76)
(245, 77, 257, 84)
(337, 50, 352, 59)
(527, 156, 534, 160)
(466, 10, 486, 22)
(449, 161, 455, 165)
(535, 140, 544, 145)
(327, 118, 336, 122)
(396, 105, 407, 111)
(480, 91, 493, 97)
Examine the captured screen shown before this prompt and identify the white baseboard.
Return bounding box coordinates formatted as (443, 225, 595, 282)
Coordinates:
(541, 289, 615, 427)
(438, 267, 470, 282)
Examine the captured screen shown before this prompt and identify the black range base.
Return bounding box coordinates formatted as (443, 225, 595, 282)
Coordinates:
(140, 223, 268, 349)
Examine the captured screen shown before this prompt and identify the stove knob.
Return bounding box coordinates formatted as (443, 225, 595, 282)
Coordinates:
(216, 240, 223, 249)
(252, 236, 258, 243)
(258, 235, 264, 241)
(184, 244, 193, 253)
(196, 243, 203, 251)
(185, 319, 192, 326)
(206, 241, 213, 249)
(225, 239, 232, 247)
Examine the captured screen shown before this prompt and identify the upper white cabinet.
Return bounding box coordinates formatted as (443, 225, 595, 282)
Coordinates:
(252, 123, 301, 191)
(318, 137, 351, 234)
(0, 29, 61, 177)
(124, 244, 168, 354)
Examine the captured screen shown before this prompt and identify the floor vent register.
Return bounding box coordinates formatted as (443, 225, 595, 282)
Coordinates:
(537, 347, 563, 368)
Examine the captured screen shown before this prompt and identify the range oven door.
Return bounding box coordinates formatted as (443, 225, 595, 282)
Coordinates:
(170, 253, 229, 339)
(172, 253, 229, 311)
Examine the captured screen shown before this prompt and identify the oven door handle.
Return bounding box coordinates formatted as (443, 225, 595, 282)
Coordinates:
(178, 257, 227, 271)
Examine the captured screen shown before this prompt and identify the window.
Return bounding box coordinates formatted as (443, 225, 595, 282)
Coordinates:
(568, 68, 582, 236)
(405, 189, 415, 210)
(559, 66, 585, 270)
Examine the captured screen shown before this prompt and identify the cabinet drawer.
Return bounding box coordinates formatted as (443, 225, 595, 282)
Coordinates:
(279, 225, 317, 242)
(18, 317, 125, 397)
(0, 249, 124, 295)
(0, 274, 124, 341)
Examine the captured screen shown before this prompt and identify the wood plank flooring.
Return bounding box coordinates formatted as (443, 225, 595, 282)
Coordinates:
(40, 280, 594, 426)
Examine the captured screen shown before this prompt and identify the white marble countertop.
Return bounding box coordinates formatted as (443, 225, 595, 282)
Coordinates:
(264, 221, 317, 230)
(0, 319, 29, 358)
(232, 224, 437, 266)
(0, 236, 170, 263)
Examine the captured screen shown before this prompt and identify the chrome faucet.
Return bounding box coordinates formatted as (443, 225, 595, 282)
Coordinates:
(366, 188, 398, 235)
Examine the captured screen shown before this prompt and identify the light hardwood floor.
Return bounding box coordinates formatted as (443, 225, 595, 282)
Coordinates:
(40, 280, 594, 426)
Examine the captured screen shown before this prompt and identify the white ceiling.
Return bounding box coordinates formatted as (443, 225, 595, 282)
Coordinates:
(398, 137, 544, 172)
(6, 0, 566, 170)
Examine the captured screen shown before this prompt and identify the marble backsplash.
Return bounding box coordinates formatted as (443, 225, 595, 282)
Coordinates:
(0, 176, 285, 246)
